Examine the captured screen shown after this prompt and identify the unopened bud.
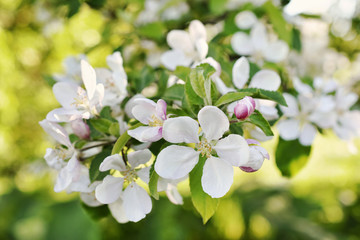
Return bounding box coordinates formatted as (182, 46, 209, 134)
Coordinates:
(71, 119, 90, 139)
(234, 96, 256, 120)
(240, 139, 269, 173)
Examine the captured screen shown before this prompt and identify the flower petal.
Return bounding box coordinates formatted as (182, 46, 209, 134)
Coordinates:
(189, 20, 207, 42)
(123, 183, 152, 222)
(161, 49, 193, 70)
(280, 93, 299, 117)
(249, 70, 281, 91)
(231, 32, 254, 55)
(167, 30, 193, 52)
(277, 119, 300, 141)
(132, 99, 156, 124)
(52, 82, 79, 109)
(162, 117, 200, 143)
(263, 40, 289, 63)
(194, 38, 208, 60)
(127, 149, 152, 168)
(213, 134, 250, 166)
(100, 154, 127, 172)
(155, 145, 199, 179)
(128, 126, 163, 142)
(202, 156, 234, 198)
(198, 106, 229, 141)
(299, 123, 317, 146)
(39, 119, 71, 147)
(240, 146, 266, 172)
(235, 11, 257, 29)
(125, 94, 145, 119)
(137, 167, 150, 184)
(81, 60, 97, 100)
(232, 57, 250, 89)
(46, 108, 83, 122)
(250, 22, 268, 51)
(108, 198, 129, 223)
(156, 99, 167, 121)
(95, 175, 123, 204)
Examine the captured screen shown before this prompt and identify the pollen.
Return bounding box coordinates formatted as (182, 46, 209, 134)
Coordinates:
(148, 114, 163, 127)
(196, 139, 213, 158)
(122, 168, 137, 184)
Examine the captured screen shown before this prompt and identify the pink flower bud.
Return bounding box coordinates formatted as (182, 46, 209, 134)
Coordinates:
(240, 139, 269, 173)
(71, 119, 90, 139)
(234, 96, 256, 120)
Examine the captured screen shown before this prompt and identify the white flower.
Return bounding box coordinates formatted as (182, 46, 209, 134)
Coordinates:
(155, 106, 249, 198)
(157, 177, 186, 205)
(231, 22, 289, 64)
(277, 93, 318, 146)
(128, 98, 167, 142)
(161, 20, 208, 70)
(240, 139, 269, 172)
(53, 54, 87, 84)
(46, 60, 104, 122)
(80, 181, 103, 207)
(234, 11, 257, 29)
(95, 149, 152, 223)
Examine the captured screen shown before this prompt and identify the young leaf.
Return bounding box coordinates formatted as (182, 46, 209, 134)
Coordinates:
(275, 137, 312, 177)
(248, 110, 274, 136)
(189, 67, 206, 99)
(185, 78, 204, 106)
(174, 66, 191, 81)
(89, 148, 112, 182)
(189, 156, 220, 224)
(137, 22, 166, 41)
(149, 164, 160, 200)
(89, 118, 113, 134)
(239, 88, 288, 106)
(215, 92, 252, 106)
(109, 122, 120, 137)
(100, 106, 116, 121)
(163, 84, 185, 101)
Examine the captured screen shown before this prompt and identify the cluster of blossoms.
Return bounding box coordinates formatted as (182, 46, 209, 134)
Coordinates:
(40, 3, 360, 224)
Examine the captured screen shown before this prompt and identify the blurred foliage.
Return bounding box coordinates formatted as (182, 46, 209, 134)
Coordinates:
(0, 0, 360, 239)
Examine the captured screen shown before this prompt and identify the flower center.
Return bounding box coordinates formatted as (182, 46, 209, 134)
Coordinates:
(72, 90, 89, 110)
(148, 114, 163, 127)
(122, 168, 137, 184)
(196, 139, 213, 158)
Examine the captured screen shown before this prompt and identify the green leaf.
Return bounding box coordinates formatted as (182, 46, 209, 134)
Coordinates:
(248, 110, 274, 136)
(89, 148, 112, 182)
(292, 27, 302, 52)
(89, 118, 113, 134)
(163, 84, 185, 101)
(174, 66, 191, 81)
(189, 64, 215, 105)
(185, 78, 204, 106)
(230, 122, 244, 135)
(109, 122, 120, 137)
(189, 156, 220, 224)
(148, 164, 159, 200)
(100, 106, 116, 121)
(239, 88, 288, 106)
(74, 139, 88, 149)
(43, 75, 57, 87)
(264, 1, 292, 45)
(135, 66, 155, 92)
(275, 137, 312, 177)
(111, 122, 143, 155)
(209, 0, 227, 15)
(81, 203, 109, 220)
(215, 92, 253, 106)
(137, 22, 166, 41)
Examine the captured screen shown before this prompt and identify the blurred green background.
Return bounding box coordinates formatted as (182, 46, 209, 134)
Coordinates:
(1, 0, 360, 239)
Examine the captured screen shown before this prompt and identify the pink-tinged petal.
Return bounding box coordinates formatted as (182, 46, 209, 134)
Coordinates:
(235, 11, 257, 29)
(232, 57, 250, 89)
(263, 40, 289, 63)
(280, 93, 299, 117)
(299, 123, 317, 146)
(39, 119, 71, 147)
(198, 106, 229, 141)
(99, 154, 127, 172)
(156, 99, 167, 121)
(246, 139, 260, 145)
(131, 99, 157, 124)
(249, 70, 281, 91)
(167, 30, 194, 52)
(253, 145, 270, 160)
(250, 22, 268, 51)
(71, 119, 90, 139)
(202, 156, 234, 198)
(155, 145, 200, 179)
(189, 20, 207, 42)
(161, 49, 193, 70)
(123, 183, 152, 222)
(162, 117, 200, 144)
(277, 119, 301, 140)
(46, 108, 83, 122)
(81, 60, 97, 100)
(125, 94, 145, 118)
(108, 198, 129, 223)
(234, 96, 256, 120)
(194, 38, 208, 60)
(127, 149, 152, 168)
(231, 32, 254, 55)
(213, 134, 250, 167)
(240, 146, 265, 172)
(53, 82, 79, 109)
(95, 175, 123, 204)
(128, 126, 162, 142)
(137, 167, 150, 184)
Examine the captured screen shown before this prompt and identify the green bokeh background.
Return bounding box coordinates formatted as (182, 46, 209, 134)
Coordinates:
(1, 0, 360, 239)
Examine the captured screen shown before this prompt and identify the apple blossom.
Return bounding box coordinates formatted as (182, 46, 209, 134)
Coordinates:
(240, 139, 270, 172)
(155, 106, 250, 198)
(234, 96, 256, 120)
(95, 149, 152, 223)
(128, 98, 167, 142)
